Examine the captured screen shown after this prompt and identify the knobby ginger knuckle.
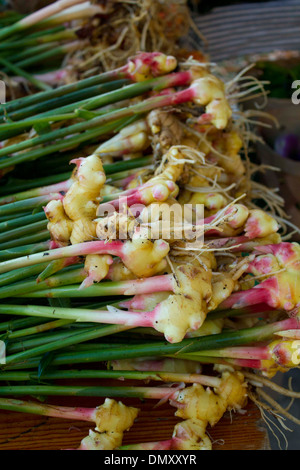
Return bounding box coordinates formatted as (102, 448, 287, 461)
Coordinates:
(172, 372, 247, 427)
(226, 204, 249, 229)
(94, 398, 139, 434)
(94, 120, 149, 157)
(108, 260, 136, 281)
(83, 254, 112, 287)
(96, 212, 137, 241)
(213, 131, 245, 177)
(78, 399, 139, 451)
(245, 209, 279, 239)
(79, 429, 120, 450)
(127, 52, 177, 82)
(63, 155, 106, 221)
(191, 74, 232, 129)
(172, 419, 212, 450)
(44, 200, 73, 244)
(70, 217, 97, 245)
(187, 318, 224, 338)
(216, 371, 248, 411)
(153, 264, 213, 343)
(172, 264, 212, 299)
(121, 238, 170, 277)
(208, 273, 237, 311)
(188, 191, 227, 211)
(248, 242, 300, 310)
(147, 110, 184, 151)
(154, 294, 207, 343)
(174, 384, 226, 426)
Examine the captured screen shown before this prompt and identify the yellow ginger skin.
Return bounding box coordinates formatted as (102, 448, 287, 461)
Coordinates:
(128, 147, 187, 206)
(187, 318, 224, 338)
(214, 204, 250, 237)
(64, 155, 111, 285)
(213, 131, 245, 177)
(187, 166, 223, 188)
(155, 147, 186, 183)
(79, 429, 119, 450)
(44, 200, 73, 245)
(172, 372, 247, 427)
(188, 191, 228, 211)
(79, 399, 139, 450)
(245, 209, 279, 239)
(108, 260, 136, 281)
(190, 71, 232, 129)
(153, 264, 213, 342)
(96, 212, 137, 241)
(94, 120, 150, 157)
(208, 273, 237, 311)
(172, 419, 212, 450)
(100, 184, 121, 196)
(93, 399, 139, 434)
(261, 339, 300, 377)
(120, 238, 170, 278)
(127, 53, 177, 82)
(63, 155, 106, 222)
(70, 217, 97, 245)
(82, 254, 113, 288)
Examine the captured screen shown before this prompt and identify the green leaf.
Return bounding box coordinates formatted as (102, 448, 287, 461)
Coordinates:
(33, 122, 52, 135)
(75, 109, 99, 120)
(37, 351, 55, 382)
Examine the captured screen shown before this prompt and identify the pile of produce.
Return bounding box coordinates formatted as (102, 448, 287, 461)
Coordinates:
(0, 0, 300, 451)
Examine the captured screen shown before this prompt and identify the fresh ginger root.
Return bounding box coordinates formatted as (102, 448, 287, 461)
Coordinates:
(261, 339, 300, 377)
(120, 237, 170, 278)
(190, 69, 232, 130)
(148, 263, 213, 342)
(147, 110, 184, 152)
(213, 131, 245, 177)
(171, 419, 212, 450)
(171, 371, 247, 427)
(80, 254, 113, 289)
(208, 272, 237, 311)
(45, 153, 114, 286)
(63, 155, 106, 223)
(78, 399, 139, 450)
(127, 52, 177, 82)
(44, 200, 73, 245)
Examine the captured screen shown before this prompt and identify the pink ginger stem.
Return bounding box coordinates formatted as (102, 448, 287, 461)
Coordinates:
(226, 358, 264, 369)
(36, 179, 73, 197)
(76, 308, 155, 328)
(219, 287, 270, 310)
(0, 397, 97, 423)
(116, 274, 174, 296)
(119, 295, 150, 310)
